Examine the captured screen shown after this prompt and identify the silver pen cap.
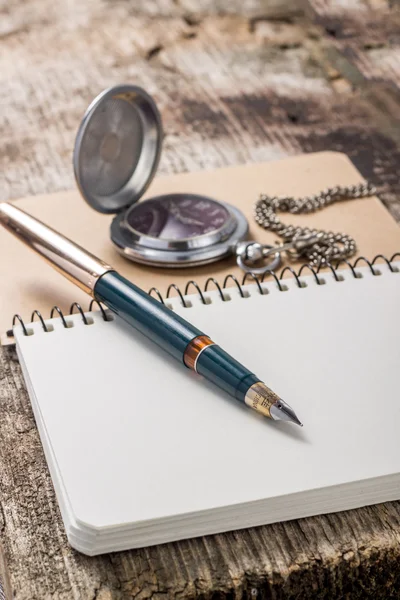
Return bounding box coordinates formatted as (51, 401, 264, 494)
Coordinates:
(0, 202, 113, 296)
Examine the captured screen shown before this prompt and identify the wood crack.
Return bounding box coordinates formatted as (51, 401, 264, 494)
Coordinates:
(0, 502, 6, 535)
(248, 14, 298, 33)
(145, 45, 164, 61)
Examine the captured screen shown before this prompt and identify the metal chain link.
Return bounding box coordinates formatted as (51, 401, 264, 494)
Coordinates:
(254, 182, 376, 266)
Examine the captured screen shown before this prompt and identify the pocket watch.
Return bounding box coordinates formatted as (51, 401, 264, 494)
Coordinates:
(73, 85, 281, 272)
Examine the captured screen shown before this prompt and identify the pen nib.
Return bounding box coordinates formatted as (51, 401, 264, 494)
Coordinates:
(270, 399, 303, 426)
(244, 383, 303, 426)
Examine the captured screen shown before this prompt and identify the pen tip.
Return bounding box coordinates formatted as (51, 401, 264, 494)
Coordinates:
(270, 399, 303, 427)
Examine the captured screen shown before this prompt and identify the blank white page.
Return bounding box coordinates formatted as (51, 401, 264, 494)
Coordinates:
(14, 264, 400, 540)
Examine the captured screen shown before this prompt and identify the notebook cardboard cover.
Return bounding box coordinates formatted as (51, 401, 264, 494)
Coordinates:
(1, 151, 399, 336)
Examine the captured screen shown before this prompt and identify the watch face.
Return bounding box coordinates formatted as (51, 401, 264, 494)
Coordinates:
(125, 195, 231, 241)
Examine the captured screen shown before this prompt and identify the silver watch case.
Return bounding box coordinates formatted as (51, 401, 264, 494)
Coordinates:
(74, 85, 249, 268)
(110, 194, 249, 268)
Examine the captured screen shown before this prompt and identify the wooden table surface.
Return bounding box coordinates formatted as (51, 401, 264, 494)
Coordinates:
(1, 1, 400, 598)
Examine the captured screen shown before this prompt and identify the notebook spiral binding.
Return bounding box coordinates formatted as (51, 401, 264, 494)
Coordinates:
(10, 253, 400, 336)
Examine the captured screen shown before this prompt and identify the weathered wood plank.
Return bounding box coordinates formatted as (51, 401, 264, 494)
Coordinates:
(0, 0, 398, 210)
(1, 0, 400, 598)
(303, 0, 400, 221)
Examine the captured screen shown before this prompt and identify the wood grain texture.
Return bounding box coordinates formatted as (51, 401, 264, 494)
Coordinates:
(1, 0, 400, 598)
(307, 0, 400, 86)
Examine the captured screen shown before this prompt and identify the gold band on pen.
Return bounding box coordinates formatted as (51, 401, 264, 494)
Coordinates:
(184, 335, 215, 372)
(244, 382, 280, 418)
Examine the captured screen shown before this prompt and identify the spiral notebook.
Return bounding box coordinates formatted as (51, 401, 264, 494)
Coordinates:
(13, 258, 400, 555)
(3, 152, 400, 555)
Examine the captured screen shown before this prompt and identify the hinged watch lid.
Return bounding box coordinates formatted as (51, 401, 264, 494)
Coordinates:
(73, 85, 163, 214)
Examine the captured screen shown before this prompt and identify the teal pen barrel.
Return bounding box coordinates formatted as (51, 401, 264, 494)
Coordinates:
(94, 272, 204, 362)
(196, 345, 259, 402)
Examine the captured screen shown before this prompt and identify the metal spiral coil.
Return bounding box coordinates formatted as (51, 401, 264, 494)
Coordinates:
(10, 253, 400, 333)
(147, 253, 400, 307)
(10, 301, 111, 337)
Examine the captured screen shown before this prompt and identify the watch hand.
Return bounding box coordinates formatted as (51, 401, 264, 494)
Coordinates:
(169, 202, 204, 226)
(178, 216, 204, 226)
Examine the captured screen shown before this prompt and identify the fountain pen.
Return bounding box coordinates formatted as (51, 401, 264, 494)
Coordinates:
(0, 202, 302, 426)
